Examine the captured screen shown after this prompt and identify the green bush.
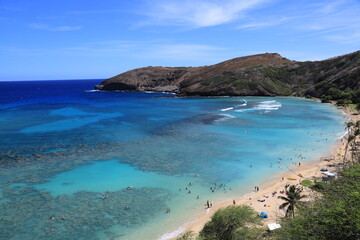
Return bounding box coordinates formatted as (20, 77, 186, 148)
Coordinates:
(337, 99, 352, 106)
(356, 103, 360, 111)
(176, 231, 195, 240)
(199, 205, 262, 240)
(300, 180, 313, 187)
(320, 95, 332, 103)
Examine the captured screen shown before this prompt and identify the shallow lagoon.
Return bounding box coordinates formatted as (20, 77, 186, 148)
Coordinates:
(0, 80, 346, 239)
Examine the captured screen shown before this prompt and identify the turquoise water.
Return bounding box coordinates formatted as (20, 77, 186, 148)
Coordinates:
(0, 80, 346, 240)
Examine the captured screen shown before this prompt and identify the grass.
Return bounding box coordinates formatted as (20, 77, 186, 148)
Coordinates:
(348, 103, 357, 110)
(300, 179, 313, 187)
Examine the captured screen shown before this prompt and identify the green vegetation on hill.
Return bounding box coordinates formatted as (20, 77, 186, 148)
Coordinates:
(97, 50, 360, 99)
(319, 87, 360, 110)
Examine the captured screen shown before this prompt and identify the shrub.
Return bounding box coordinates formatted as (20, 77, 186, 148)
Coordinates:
(300, 180, 313, 187)
(199, 205, 262, 240)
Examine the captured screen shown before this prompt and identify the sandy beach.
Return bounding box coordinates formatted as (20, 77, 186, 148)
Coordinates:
(169, 104, 359, 239)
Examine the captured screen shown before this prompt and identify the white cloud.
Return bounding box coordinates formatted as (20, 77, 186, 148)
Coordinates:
(29, 23, 82, 31)
(232, 0, 360, 44)
(1, 40, 226, 64)
(62, 41, 225, 61)
(300, 1, 360, 43)
(237, 17, 290, 29)
(69, 9, 124, 15)
(144, 44, 225, 61)
(141, 0, 267, 28)
(326, 32, 360, 45)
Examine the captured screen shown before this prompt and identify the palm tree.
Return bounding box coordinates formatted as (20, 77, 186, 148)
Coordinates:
(278, 185, 306, 218)
(344, 134, 355, 163)
(345, 121, 354, 134)
(343, 122, 355, 162)
(352, 121, 360, 162)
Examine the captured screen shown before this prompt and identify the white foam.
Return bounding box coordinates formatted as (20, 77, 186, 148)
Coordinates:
(158, 226, 186, 240)
(219, 114, 235, 119)
(337, 131, 348, 140)
(234, 108, 254, 113)
(254, 100, 282, 111)
(220, 100, 247, 112)
(144, 91, 176, 95)
(215, 114, 236, 123)
(234, 100, 281, 113)
(220, 107, 234, 112)
(237, 99, 247, 107)
(85, 90, 100, 92)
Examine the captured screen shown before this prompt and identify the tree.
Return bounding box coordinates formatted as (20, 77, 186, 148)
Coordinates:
(343, 122, 355, 163)
(344, 135, 355, 163)
(345, 121, 354, 134)
(353, 123, 360, 163)
(278, 185, 306, 218)
(356, 103, 360, 112)
(199, 205, 262, 240)
(176, 231, 195, 240)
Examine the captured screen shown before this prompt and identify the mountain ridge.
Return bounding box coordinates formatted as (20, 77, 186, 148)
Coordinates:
(95, 50, 360, 99)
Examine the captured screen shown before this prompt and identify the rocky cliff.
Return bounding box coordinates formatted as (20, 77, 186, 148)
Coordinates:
(95, 51, 360, 97)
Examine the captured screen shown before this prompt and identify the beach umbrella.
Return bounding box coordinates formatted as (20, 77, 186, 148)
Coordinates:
(322, 172, 337, 177)
(259, 211, 268, 218)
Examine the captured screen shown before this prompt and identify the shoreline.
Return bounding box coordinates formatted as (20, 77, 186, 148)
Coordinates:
(166, 104, 358, 240)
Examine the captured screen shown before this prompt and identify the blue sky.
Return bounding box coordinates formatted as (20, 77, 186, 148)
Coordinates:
(0, 0, 359, 81)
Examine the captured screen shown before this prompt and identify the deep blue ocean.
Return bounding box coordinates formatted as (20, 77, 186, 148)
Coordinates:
(0, 79, 346, 240)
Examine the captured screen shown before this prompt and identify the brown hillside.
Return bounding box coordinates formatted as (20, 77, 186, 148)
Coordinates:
(95, 50, 360, 97)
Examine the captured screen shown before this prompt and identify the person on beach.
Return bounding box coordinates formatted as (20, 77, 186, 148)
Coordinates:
(207, 200, 210, 208)
(233, 200, 236, 205)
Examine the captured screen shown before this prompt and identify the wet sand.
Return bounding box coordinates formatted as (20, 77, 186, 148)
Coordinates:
(168, 104, 358, 239)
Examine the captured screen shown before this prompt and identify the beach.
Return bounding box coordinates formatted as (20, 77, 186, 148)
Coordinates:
(169, 104, 358, 239)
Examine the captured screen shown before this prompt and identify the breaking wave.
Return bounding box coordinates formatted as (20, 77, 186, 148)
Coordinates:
(235, 100, 282, 113)
(219, 99, 247, 111)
